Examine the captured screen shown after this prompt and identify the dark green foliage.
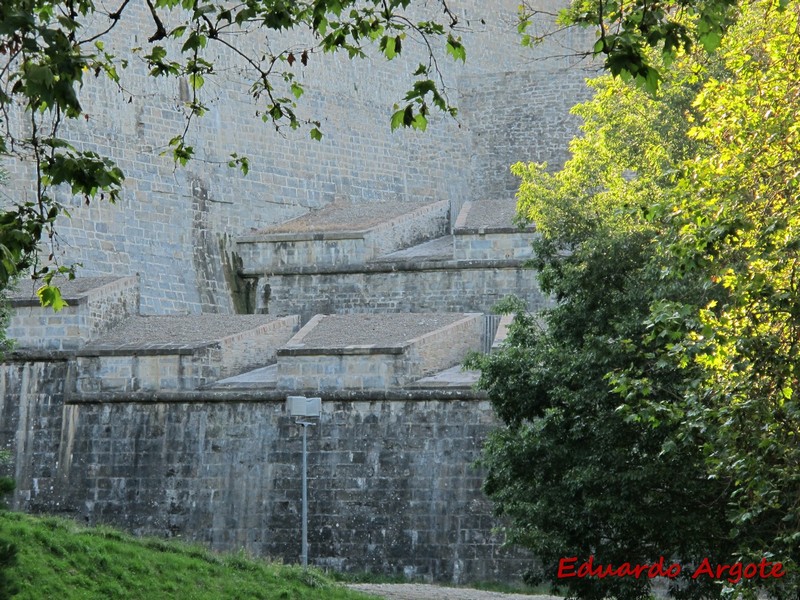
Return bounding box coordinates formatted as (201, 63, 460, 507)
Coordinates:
(521, 0, 738, 93)
(470, 4, 800, 596)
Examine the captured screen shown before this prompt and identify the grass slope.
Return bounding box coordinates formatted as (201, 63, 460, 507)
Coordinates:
(0, 511, 378, 600)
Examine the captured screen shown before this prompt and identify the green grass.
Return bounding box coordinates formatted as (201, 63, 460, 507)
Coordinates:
(0, 511, 379, 600)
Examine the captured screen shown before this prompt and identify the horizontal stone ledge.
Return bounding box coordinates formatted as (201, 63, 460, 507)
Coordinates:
(240, 258, 530, 277)
(453, 226, 535, 235)
(64, 387, 488, 404)
(2, 350, 74, 362)
(277, 345, 406, 356)
(237, 229, 372, 243)
(75, 345, 206, 357)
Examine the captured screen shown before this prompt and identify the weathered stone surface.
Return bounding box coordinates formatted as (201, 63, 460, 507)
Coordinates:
(6, 276, 139, 351)
(277, 313, 484, 390)
(236, 200, 450, 271)
(2, 1, 593, 314)
(0, 360, 531, 584)
(255, 264, 547, 323)
(78, 314, 300, 391)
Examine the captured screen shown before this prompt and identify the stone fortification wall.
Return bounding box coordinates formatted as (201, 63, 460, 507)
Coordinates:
(237, 200, 450, 271)
(460, 67, 596, 200)
(255, 263, 547, 323)
(3, 0, 591, 314)
(0, 360, 530, 583)
(7, 276, 140, 351)
(277, 313, 484, 391)
(73, 315, 299, 393)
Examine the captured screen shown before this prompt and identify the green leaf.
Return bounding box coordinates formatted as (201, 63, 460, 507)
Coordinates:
(445, 35, 466, 62)
(699, 31, 722, 53)
(188, 73, 204, 90)
(390, 107, 405, 131)
(380, 35, 397, 60)
(310, 128, 323, 141)
(36, 285, 68, 312)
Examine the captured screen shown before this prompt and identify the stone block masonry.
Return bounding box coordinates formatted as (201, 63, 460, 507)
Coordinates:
(237, 200, 450, 271)
(6, 276, 140, 351)
(1, 359, 531, 584)
(73, 314, 299, 392)
(254, 263, 548, 323)
(0, 0, 594, 584)
(2, 0, 592, 314)
(452, 200, 538, 261)
(276, 313, 483, 390)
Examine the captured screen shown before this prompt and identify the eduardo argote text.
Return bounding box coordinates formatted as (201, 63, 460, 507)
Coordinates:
(558, 556, 786, 584)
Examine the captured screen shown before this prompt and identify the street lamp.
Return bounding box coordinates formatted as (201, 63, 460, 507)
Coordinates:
(286, 395, 321, 568)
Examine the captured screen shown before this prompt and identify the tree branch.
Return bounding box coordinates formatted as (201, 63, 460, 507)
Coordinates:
(145, 0, 167, 42)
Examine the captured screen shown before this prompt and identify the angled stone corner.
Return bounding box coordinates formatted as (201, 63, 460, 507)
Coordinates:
(5, 275, 140, 351)
(74, 314, 299, 393)
(235, 199, 449, 273)
(276, 312, 483, 391)
(453, 199, 537, 261)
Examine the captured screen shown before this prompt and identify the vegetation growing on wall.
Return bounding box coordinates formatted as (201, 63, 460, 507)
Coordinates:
(469, 0, 800, 598)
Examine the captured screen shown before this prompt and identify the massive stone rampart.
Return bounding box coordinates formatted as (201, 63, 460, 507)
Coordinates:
(3, 0, 594, 314)
(0, 0, 597, 584)
(0, 358, 531, 583)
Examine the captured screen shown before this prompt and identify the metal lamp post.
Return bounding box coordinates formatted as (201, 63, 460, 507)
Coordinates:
(286, 395, 321, 568)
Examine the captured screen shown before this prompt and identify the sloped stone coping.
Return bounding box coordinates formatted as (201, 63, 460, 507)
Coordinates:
(73, 314, 299, 393)
(6, 276, 139, 351)
(453, 201, 537, 261)
(453, 200, 535, 234)
(279, 313, 466, 351)
(236, 200, 449, 271)
(78, 315, 292, 355)
(6, 275, 136, 306)
(276, 313, 484, 390)
(252, 199, 438, 234)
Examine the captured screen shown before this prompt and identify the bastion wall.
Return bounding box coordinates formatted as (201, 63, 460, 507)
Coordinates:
(0, 0, 597, 584)
(3, 0, 594, 314)
(1, 359, 533, 583)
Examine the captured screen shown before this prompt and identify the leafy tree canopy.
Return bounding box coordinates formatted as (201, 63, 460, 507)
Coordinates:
(470, 0, 800, 598)
(520, 0, 738, 92)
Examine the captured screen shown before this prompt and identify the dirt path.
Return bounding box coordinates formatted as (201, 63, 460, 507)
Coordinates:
(346, 583, 561, 600)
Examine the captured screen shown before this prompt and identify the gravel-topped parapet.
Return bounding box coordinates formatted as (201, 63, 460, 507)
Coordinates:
(7, 276, 130, 302)
(84, 314, 286, 349)
(290, 313, 467, 348)
(455, 199, 532, 232)
(260, 199, 434, 233)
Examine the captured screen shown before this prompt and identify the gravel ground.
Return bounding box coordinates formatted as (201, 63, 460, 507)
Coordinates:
(460, 199, 521, 230)
(88, 314, 280, 346)
(262, 200, 432, 233)
(346, 583, 561, 600)
(298, 313, 466, 347)
(7, 276, 123, 300)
